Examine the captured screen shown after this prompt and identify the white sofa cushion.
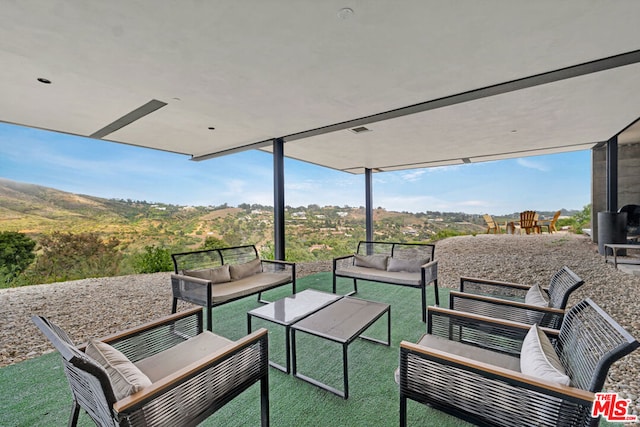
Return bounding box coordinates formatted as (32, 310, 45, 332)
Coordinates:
(86, 340, 152, 400)
(354, 254, 388, 270)
(229, 258, 262, 280)
(386, 257, 429, 273)
(184, 264, 231, 283)
(520, 324, 570, 386)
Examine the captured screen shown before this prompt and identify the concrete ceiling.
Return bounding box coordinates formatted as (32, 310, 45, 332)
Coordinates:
(2, 1, 640, 174)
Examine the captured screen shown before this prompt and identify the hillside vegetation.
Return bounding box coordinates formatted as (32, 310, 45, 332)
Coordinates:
(0, 178, 580, 286)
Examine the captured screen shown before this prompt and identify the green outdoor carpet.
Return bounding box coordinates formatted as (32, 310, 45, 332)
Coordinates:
(0, 272, 620, 426)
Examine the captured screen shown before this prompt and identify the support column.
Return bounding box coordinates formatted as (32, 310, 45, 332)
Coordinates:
(597, 136, 626, 254)
(606, 136, 618, 211)
(273, 138, 285, 260)
(365, 168, 373, 243)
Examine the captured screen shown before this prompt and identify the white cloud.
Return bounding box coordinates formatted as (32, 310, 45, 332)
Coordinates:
(400, 170, 426, 182)
(516, 158, 549, 172)
(458, 200, 486, 207)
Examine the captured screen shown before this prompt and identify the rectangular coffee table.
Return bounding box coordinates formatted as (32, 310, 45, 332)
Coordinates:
(290, 297, 391, 399)
(247, 289, 342, 373)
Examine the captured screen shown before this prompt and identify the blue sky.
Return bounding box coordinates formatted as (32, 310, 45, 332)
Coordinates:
(0, 122, 591, 215)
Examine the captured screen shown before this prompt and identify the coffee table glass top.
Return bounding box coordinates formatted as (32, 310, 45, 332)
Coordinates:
(248, 289, 342, 325)
(292, 297, 390, 343)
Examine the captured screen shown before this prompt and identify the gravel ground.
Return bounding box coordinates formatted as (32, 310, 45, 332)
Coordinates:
(1, 233, 638, 416)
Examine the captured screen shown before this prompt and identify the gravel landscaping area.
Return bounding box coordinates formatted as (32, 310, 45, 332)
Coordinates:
(1, 233, 638, 416)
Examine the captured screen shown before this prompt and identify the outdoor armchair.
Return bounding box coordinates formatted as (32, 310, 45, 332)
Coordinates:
(32, 307, 269, 427)
(456, 266, 584, 328)
(399, 300, 639, 427)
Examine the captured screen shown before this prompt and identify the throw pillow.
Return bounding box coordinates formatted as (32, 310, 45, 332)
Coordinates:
(86, 340, 152, 400)
(524, 283, 550, 307)
(229, 258, 262, 280)
(386, 257, 430, 273)
(520, 324, 570, 386)
(184, 264, 231, 283)
(353, 254, 388, 270)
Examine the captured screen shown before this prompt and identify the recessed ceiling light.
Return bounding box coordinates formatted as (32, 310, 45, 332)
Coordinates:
(37, 78, 51, 84)
(337, 7, 354, 19)
(350, 126, 371, 134)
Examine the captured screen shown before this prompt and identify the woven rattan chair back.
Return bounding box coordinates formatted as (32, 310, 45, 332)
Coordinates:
(545, 266, 584, 309)
(32, 316, 118, 427)
(558, 299, 639, 392)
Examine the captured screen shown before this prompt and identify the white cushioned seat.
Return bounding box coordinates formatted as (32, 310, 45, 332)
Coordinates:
(135, 331, 234, 382)
(417, 334, 521, 371)
(175, 272, 292, 304)
(335, 266, 421, 286)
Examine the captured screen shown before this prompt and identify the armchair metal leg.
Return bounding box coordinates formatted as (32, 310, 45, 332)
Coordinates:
(421, 286, 427, 322)
(400, 394, 407, 427)
(206, 305, 213, 331)
(68, 401, 80, 427)
(260, 375, 270, 427)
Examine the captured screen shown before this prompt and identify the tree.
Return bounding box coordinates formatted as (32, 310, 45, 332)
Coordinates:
(132, 245, 173, 273)
(202, 236, 229, 250)
(25, 232, 122, 284)
(0, 232, 36, 285)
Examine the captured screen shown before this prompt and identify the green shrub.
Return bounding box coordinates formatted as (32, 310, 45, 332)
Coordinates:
(0, 231, 36, 287)
(132, 245, 173, 273)
(19, 232, 122, 285)
(202, 236, 229, 250)
(557, 204, 591, 234)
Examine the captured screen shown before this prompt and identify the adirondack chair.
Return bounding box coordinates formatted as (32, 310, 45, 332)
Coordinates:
(515, 210, 540, 234)
(483, 214, 502, 234)
(539, 210, 561, 233)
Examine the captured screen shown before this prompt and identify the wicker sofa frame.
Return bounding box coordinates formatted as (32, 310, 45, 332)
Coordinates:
(333, 241, 437, 322)
(399, 299, 639, 427)
(171, 245, 296, 331)
(452, 266, 584, 329)
(32, 307, 270, 427)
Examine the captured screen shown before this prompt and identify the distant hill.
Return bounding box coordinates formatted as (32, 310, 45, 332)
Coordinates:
(1, 178, 576, 258)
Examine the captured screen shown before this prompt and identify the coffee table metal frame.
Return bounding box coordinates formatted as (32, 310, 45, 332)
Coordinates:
(290, 297, 391, 399)
(247, 289, 342, 374)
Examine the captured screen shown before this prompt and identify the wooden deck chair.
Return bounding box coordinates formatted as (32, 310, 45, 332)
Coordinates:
(483, 214, 502, 234)
(516, 210, 540, 234)
(539, 210, 561, 233)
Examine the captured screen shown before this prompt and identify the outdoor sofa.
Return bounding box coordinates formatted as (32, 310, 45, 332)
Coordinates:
(333, 241, 437, 322)
(171, 245, 296, 330)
